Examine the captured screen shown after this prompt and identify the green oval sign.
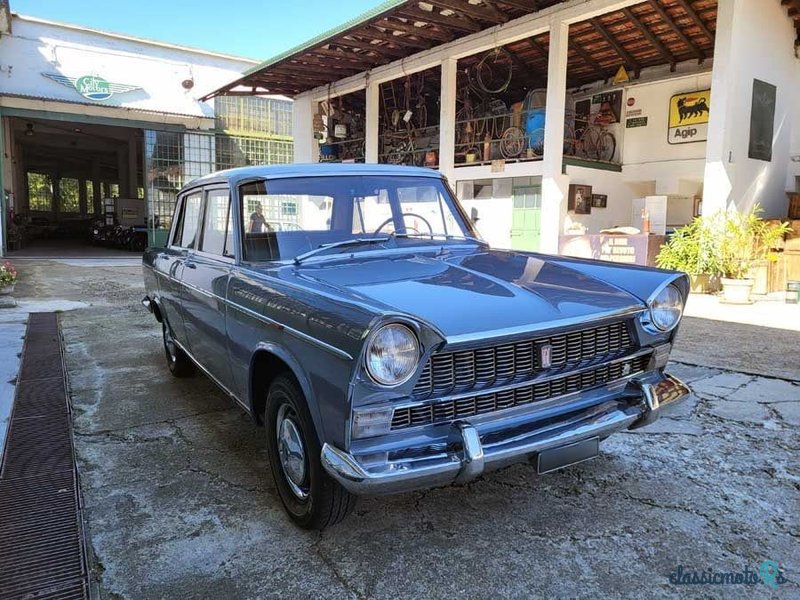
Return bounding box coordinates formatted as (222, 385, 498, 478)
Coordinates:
(75, 75, 112, 101)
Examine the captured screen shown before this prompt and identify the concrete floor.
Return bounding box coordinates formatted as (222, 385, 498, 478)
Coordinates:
(5, 260, 800, 599)
(9, 238, 141, 259)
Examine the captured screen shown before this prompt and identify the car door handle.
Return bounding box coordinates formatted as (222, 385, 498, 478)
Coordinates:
(185, 262, 197, 269)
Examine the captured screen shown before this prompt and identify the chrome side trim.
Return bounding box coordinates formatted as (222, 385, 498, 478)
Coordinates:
(151, 266, 353, 361)
(225, 300, 353, 361)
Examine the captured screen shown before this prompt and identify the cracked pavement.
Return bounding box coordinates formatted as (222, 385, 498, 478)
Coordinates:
(13, 260, 799, 598)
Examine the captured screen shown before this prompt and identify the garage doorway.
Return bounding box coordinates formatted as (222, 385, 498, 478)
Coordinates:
(6, 116, 146, 258)
(511, 184, 541, 251)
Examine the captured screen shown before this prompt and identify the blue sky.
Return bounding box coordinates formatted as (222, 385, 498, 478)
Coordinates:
(12, 0, 387, 61)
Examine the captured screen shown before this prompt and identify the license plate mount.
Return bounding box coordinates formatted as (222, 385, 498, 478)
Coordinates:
(537, 437, 600, 474)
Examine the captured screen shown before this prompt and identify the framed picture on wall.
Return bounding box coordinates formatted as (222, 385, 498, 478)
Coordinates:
(591, 194, 607, 208)
(568, 184, 592, 214)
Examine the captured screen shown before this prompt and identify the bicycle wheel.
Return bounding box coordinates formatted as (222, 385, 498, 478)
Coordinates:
(500, 126, 525, 159)
(529, 128, 545, 158)
(580, 128, 600, 160)
(563, 124, 576, 156)
(596, 131, 617, 162)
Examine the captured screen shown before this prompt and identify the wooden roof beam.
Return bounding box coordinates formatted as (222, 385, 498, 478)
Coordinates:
(568, 39, 607, 80)
(672, 0, 715, 44)
(306, 47, 385, 67)
(331, 38, 407, 58)
(379, 17, 453, 42)
(397, 5, 482, 32)
(426, 0, 508, 24)
(361, 27, 433, 50)
(648, 0, 705, 62)
(495, 0, 539, 12)
(622, 7, 677, 70)
(590, 17, 640, 77)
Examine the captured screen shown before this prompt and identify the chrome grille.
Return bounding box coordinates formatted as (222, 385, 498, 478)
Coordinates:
(391, 353, 650, 430)
(413, 320, 635, 398)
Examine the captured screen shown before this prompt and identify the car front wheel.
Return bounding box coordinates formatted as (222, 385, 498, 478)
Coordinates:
(265, 374, 356, 530)
(162, 323, 195, 377)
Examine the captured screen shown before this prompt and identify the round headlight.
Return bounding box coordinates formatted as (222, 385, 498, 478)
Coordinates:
(649, 285, 684, 331)
(365, 324, 420, 386)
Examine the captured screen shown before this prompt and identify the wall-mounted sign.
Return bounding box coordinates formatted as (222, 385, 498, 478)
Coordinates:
(668, 89, 710, 144)
(42, 72, 142, 101)
(626, 116, 648, 128)
(748, 79, 776, 162)
(613, 66, 630, 85)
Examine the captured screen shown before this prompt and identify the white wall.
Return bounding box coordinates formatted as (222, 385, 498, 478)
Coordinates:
(564, 166, 634, 234)
(703, 0, 800, 218)
(0, 15, 257, 120)
(621, 73, 712, 166)
(457, 178, 513, 249)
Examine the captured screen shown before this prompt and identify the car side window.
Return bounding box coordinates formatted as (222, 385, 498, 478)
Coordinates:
(199, 189, 232, 257)
(179, 192, 203, 249)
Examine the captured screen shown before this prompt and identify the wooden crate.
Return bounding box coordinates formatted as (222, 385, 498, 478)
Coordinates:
(789, 193, 800, 219)
(768, 251, 800, 292)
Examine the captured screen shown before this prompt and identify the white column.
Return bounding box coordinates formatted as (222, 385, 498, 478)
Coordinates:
(438, 58, 458, 182)
(365, 80, 380, 163)
(702, 0, 736, 215)
(540, 17, 570, 255)
(292, 93, 318, 163)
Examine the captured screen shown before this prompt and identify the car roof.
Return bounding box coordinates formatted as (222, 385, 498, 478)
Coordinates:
(181, 163, 444, 192)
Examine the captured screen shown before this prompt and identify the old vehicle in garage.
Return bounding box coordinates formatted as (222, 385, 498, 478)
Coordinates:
(141, 164, 689, 530)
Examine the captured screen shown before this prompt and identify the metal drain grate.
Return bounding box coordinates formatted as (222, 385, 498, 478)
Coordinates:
(0, 312, 89, 599)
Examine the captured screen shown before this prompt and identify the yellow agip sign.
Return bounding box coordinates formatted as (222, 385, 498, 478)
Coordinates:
(668, 89, 711, 144)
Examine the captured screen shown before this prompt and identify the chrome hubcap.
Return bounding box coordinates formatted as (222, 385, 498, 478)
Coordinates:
(164, 328, 177, 364)
(276, 405, 307, 499)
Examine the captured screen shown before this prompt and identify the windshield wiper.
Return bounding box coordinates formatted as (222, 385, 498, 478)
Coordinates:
(294, 236, 391, 265)
(393, 232, 489, 247)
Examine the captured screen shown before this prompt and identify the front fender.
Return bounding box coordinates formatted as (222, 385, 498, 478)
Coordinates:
(248, 341, 326, 442)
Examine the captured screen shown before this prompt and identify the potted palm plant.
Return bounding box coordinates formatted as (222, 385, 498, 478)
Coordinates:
(715, 205, 790, 304)
(656, 217, 721, 293)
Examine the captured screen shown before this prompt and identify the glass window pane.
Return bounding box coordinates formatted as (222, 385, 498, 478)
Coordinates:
(180, 193, 203, 249)
(27, 173, 53, 212)
(200, 190, 230, 256)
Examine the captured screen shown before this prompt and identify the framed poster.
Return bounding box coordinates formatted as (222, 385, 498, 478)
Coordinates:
(592, 90, 622, 124)
(568, 184, 592, 214)
(591, 194, 608, 208)
(668, 89, 710, 144)
(748, 79, 776, 162)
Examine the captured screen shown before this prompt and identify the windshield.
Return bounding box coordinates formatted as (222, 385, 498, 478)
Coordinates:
(239, 175, 477, 262)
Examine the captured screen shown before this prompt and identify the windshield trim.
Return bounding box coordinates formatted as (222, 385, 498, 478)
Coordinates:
(238, 174, 479, 263)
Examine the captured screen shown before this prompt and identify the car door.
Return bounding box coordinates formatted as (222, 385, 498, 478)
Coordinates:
(153, 190, 203, 346)
(180, 186, 235, 390)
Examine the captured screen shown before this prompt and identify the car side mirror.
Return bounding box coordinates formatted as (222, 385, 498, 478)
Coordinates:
(470, 207, 480, 224)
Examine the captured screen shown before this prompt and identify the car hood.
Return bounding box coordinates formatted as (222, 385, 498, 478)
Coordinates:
(294, 249, 644, 341)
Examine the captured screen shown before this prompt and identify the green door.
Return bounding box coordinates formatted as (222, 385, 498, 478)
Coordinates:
(511, 185, 541, 251)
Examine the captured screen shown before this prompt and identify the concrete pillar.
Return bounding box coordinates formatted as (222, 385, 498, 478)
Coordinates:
(540, 17, 570, 255)
(117, 149, 127, 198)
(292, 93, 318, 163)
(365, 80, 380, 163)
(91, 159, 101, 216)
(128, 134, 138, 198)
(78, 177, 87, 215)
(702, 0, 797, 217)
(702, 0, 736, 215)
(438, 58, 458, 182)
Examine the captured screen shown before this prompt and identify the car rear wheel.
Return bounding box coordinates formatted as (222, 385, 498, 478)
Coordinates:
(162, 323, 195, 377)
(265, 374, 356, 530)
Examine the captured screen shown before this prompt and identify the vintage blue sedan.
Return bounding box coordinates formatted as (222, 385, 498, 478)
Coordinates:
(142, 164, 689, 529)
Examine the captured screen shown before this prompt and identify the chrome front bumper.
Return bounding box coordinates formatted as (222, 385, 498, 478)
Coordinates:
(321, 373, 689, 496)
